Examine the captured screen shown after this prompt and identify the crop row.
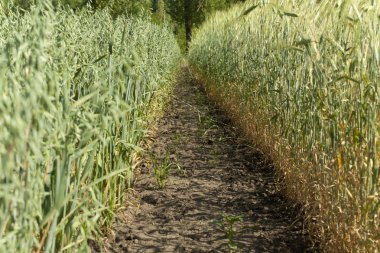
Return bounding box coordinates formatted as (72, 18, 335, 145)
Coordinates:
(189, 0, 380, 252)
(0, 2, 180, 252)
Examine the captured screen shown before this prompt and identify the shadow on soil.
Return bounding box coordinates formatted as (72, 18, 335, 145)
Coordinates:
(91, 67, 318, 253)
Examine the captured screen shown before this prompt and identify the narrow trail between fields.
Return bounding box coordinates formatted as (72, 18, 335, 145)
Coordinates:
(104, 67, 315, 253)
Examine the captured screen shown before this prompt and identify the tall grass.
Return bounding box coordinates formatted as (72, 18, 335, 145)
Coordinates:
(189, 0, 380, 252)
(0, 2, 180, 252)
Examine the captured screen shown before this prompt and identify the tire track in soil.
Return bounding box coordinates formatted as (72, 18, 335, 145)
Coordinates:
(102, 67, 316, 253)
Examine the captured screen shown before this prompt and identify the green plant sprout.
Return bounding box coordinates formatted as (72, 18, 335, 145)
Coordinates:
(212, 213, 243, 252)
(152, 150, 183, 188)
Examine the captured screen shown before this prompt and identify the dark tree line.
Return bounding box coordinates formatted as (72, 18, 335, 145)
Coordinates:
(163, 0, 246, 49)
(87, 0, 246, 49)
(7, 0, 246, 50)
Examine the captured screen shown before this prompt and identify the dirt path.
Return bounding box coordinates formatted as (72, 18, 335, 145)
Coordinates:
(104, 67, 315, 253)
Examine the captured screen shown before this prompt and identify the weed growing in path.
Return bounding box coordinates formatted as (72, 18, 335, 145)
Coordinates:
(152, 150, 182, 188)
(212, 213, 243, 252)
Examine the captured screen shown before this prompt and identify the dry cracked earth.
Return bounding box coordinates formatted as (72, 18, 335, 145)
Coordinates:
(92, 67, 317, 253)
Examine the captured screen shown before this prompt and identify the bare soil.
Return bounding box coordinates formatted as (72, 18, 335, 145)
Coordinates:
(97, 67, 316, 253)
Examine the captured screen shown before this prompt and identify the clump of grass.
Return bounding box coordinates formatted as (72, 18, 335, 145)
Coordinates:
(0, 2, 180, 252)
(189, 0, 380, 252)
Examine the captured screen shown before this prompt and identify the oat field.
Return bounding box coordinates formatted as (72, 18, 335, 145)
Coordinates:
(0, 2, 180, 252)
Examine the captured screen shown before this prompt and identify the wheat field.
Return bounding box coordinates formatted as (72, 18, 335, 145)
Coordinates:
(189, 1, 380, 252)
